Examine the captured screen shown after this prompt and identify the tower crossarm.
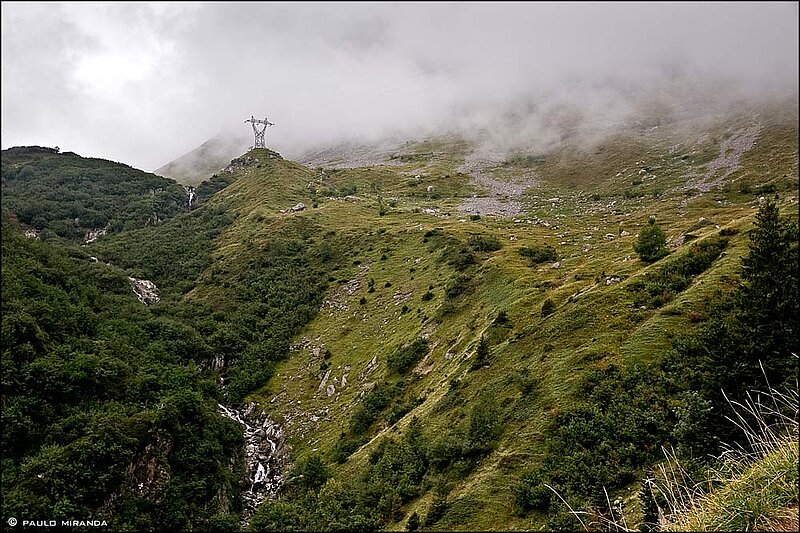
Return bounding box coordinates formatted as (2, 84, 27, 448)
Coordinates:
(244, 115, 274, 148)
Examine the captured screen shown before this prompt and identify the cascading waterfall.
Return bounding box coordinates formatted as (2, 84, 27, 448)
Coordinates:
(185, 186, 196, 209)
(216, 401, 288, 525)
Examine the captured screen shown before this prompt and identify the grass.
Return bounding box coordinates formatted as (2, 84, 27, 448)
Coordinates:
(159, 103, 799, 531)
(540, 381, 799, 533)
(657, 383, 799, 532)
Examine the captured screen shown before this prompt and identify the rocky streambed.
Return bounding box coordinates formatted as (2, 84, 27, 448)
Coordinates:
(217, 402, 288, 524)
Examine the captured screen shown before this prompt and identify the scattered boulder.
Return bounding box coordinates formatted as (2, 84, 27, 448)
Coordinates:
(317, 369, 331, 392)
(291, 203, 306, 212)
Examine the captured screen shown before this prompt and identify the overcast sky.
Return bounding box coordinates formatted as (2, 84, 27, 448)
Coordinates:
(2, 2, 797, 171)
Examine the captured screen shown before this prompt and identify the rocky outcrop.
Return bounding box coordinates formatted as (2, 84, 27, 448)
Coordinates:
(128, 277, 160, 305)
(456, 149, 538, 217)
(217, 403, 288, 524)
(85, 226, 108, 244)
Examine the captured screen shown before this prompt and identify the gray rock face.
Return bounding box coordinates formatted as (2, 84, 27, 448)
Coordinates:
(85, 227, 108, 244)
(217, 403, 287, 525)
(128, 277, 160, 305)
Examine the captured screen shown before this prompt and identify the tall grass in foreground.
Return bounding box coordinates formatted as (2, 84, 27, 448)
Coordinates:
(655, 378, 799, 532)
(551, 368, 799, 531)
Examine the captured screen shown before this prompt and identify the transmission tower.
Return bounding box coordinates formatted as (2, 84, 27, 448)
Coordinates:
(244, 115, 274, 148)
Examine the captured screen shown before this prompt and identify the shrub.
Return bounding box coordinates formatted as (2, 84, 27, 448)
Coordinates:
(406, 511, 420, 531)
(634, 217, 669, 262)
(445, 274, 472, 299)
(520, 244, 558, 265)
(541, 298, 556, 317)
(516, 469, 553, 512)
(286, 454, 329, 492)
(388, 338, 429, 374)
(494, 310, 510, 325)
(443, 246, 476, 270)
(628, 235, 728, 308)
(468, 234, 502, 252)
(331, 435, 367, 463)
(470, 336, 490, 370)
(338, 183, 357, 196)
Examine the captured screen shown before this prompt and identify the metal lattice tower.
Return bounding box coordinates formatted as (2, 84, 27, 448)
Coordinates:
(244, 115, 274, 148)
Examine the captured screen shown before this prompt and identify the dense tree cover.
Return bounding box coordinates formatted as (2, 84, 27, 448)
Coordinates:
(1, 214, 243, 530)
(1, 153, 350, 529)
(194, 172, 239, 205)
(515, 199, 799, 527)
(95, 212, 347, 405)
(667, 197, 798, 457)
(254, 396, 504, 532)
(92, 206, 234, 299)
(1, 147, 188, 240)
(213, 219, 348, 404)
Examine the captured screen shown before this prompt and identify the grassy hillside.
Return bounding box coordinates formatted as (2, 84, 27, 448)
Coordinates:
(1, 100, 796, 531)
(164, 102, 796, 530)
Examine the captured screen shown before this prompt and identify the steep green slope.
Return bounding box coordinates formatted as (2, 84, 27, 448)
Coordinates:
(0, 214, 243, 531)
(1, 146, 189, 241)
(211, 105, 797, 531)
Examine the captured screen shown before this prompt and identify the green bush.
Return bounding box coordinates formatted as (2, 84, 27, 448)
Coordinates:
(286, 454, 329, 493)
(470, 336, 490, 370)
(628, 235, 728, 308)
(520, 244, 558, 265)
(634, 217, 669, 262)
(516, 469, 553, 512)
(444, 246, 477, 270)
(541, 298, 556, 317)
(387, 338, 429, 374)
(406, 511, 420, 531)
(445, 274, 473, 299)
(468, 234, 502, 252)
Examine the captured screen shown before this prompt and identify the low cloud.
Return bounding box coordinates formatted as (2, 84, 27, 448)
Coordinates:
(2, 2, 797, 171)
